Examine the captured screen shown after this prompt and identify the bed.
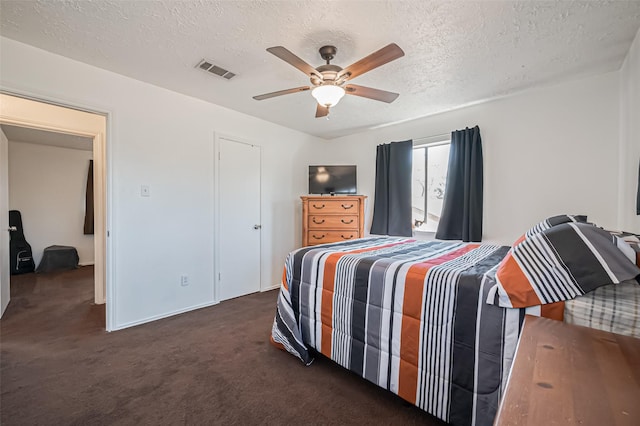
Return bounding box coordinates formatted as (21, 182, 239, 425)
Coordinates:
(565, 231, 640, 338)
(271, 217, 640, 426)
(565, 280, 640, 338)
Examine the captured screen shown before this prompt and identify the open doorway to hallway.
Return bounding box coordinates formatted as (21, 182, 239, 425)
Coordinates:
(0, 93, 109, 329)
(1, 124, 103, 328)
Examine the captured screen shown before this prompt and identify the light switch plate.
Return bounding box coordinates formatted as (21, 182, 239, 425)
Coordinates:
(141, 185, 150, 197)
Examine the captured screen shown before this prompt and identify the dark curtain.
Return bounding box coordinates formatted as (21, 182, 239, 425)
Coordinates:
(636, 160, 639, 215)
(370, 140, 413, 237)
(436, 126, 483, 242)
(83, 160, 94, 235)
(636, 158, 640, 216)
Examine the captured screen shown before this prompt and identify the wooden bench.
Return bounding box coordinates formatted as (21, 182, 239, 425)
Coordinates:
(495, 315, 640, 425)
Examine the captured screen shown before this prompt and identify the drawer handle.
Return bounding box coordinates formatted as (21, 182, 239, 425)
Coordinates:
(312, 204, 325, 209)
(341, 234, 354, 240)
(312, 218, 325, 224)
(312, 234, 325, 240)
(341, 204, 354, 209)
(341, 219, 354, 224)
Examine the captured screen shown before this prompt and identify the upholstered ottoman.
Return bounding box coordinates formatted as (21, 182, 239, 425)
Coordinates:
(36, 245, 79, 273)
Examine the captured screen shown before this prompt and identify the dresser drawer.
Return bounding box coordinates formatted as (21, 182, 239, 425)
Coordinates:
(308, 215, 358, 229)
(301, 195, 366, 247)
(307, 230, 359, 245)
(307, 199, 359, 214)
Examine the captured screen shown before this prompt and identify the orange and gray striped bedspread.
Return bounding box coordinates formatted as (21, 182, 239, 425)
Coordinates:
(271, 237, 557, 426)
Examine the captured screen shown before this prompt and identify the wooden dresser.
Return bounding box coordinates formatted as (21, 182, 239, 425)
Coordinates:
(495, 315, 640, 426)
(301, 195, 366, 247)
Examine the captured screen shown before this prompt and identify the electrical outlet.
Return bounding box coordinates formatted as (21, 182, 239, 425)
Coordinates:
(180, 275, 189, 287)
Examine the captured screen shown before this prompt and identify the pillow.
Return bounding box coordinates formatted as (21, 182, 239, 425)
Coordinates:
(524, 214, 589, 238)
(508, 214, 589, 247)
(607, 229, 640, 243)
(487, 222, 640, 308)
(607, 230, 640, 267)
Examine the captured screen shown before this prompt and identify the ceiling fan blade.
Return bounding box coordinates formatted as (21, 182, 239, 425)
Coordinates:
(315, 104, 329, 118)
(338, 43, 404, 81)
(266, 46, 322, 79)
(345, 84, 399, 103)
(253, 86, 310, 101)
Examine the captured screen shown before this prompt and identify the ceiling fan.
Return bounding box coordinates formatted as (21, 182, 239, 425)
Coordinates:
(253, 43, 405, 118)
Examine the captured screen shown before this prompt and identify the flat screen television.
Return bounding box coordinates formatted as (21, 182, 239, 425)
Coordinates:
(308, 165, 357, 195)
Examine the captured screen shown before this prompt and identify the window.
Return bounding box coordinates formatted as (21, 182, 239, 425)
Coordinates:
(411, 141, 451, 232)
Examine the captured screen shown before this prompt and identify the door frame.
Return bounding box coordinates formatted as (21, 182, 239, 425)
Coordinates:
(213, 133, 262, 302)
(0, 92, 113, 330)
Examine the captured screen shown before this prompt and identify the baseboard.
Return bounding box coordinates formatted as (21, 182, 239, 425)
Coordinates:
(111, 300, 219, 331)
(78, 261, 95, 266)
(261, 283, 281, 292)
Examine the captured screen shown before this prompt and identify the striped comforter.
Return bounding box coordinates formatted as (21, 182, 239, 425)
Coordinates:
(271, 237, 554, 426)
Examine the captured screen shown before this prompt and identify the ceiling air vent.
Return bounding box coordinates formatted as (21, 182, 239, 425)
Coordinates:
(196, 59, 236, 80)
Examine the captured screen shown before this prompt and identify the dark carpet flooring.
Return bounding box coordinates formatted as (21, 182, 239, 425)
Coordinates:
(1, 266, 445, 425)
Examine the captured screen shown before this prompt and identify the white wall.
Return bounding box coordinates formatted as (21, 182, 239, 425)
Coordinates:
(308, 72, 621, 245)
(0, 128, 10, 317)
(0, 37, 320, 329)
(619, 27, 640, 233)
(8, 141, 94, 266)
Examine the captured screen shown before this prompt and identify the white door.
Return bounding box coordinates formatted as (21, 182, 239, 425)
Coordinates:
(218, 137, 261, 301)
(0, 128, 10, 317)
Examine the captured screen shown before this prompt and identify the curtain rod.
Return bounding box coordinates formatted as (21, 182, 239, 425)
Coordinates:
(413, 133, 450, 145)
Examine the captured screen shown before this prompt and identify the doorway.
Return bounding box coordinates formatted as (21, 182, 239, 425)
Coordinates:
(0, 94, 109, 328)
(215, 135, 261, 301)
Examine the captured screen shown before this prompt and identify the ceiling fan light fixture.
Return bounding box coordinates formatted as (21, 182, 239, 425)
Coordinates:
(311, 84, 345, 107)
(254, 43, 404, 117)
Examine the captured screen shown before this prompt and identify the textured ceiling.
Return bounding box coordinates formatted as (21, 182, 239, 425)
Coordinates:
(1, 1, 640, 139)
(1, 124, 93, 151)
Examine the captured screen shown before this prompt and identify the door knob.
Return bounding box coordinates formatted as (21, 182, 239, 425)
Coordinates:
(7, 226, 17, 232)
(253, 225, 262, 230)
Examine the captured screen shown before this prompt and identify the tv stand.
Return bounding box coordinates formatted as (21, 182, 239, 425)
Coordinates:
(301, 195, 366, 246)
